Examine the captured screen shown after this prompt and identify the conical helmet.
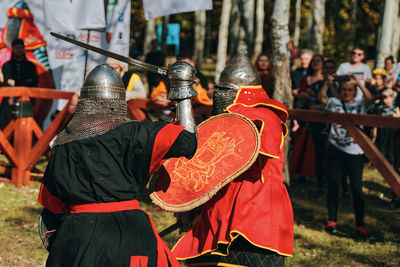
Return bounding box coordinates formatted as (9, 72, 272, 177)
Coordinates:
(212, 51, 261, 115)
(216, 50, 261, 90)
(53, 64, 130, 146)
(80, 64, 126, 101)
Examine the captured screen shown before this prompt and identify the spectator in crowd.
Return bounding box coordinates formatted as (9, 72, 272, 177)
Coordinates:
(372, 88, 400, 165)
(207, 80, 215, 101)
(254, 52, 274, 97)
(368, 69, 388, 104)
(384, 56, 396, 88)
(291, 49, 313, 106)
(336, 47, 372, 101)
(0, 38, 38, 129)
(317, 75, 372, 238)
(288, 41, 298, 67)
(290, 49, 313, 132)
(145, 39, 165, 94)
(291, 55, 339, 197)
(106, 58, 147, 100)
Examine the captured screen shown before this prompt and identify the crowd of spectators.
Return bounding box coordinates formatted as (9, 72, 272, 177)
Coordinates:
(288, 46, 400, 238)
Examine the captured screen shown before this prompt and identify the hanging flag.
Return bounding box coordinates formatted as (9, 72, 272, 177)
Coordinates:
(43, 0, 106, 31)
(142, 0, 213, 20)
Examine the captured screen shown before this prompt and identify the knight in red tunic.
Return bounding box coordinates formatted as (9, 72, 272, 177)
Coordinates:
(172, 51, 294, 266)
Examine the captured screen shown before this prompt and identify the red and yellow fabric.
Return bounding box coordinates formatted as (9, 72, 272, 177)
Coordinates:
(150, 80, 212, 106)
(0, 6, 53, 125)
(172, 85, 294, 260)
(0, 7, 47, 50)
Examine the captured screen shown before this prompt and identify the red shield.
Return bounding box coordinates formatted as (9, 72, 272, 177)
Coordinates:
(150, 113, 260, 212)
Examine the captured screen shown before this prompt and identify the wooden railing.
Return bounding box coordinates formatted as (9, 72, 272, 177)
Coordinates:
(289, 109, 400, 198)
(0, 87, 74, 187)
(0, 89, 398, 199)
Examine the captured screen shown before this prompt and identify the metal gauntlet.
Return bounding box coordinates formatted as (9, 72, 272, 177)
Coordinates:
(167, 61, 199, 134)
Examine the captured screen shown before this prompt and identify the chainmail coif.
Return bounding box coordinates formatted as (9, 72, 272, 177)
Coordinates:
(53, 98, 130, 147)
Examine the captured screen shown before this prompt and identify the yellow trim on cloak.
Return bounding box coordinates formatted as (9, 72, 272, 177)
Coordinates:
(174, 230, 293, 261)
(187, 262, 246, 267)
(225, 88, 289, 159)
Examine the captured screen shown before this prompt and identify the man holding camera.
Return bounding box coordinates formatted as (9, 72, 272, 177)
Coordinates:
(336, 47, 372, 101)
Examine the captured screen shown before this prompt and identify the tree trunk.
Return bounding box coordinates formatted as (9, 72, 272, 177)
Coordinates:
(215, 0, 232, 82)
(271, 0, 293, 185)
(293, 0, 302, 49)
(309, 0, 326, 54)
(392, 14, 400, 59)
(238, 0, 255, 58)
(161, 15, 169, 55)
(350, 0, 358, 47)
(194, 10, 206, 66)
(144, 19, 156, 56)
(229, 0, 240, 57)
(334, 0, 342, 34)
(252, 0, 265, 62)
(204, 12, 212, 60)
(376, 0, 399, 68)
(304, 6, 313, 48)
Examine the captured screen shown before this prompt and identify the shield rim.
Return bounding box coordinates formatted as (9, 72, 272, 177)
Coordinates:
(149, 113, 261, 212)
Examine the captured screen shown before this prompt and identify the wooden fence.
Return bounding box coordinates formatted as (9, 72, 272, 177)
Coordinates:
(289, 109, 400, 198)
(0, 87, 74, 186)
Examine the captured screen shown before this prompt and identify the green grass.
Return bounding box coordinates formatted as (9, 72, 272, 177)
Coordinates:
(0, 166, 399, 266)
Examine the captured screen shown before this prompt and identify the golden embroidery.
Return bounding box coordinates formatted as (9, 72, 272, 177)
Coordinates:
(171, 132, 237, 192)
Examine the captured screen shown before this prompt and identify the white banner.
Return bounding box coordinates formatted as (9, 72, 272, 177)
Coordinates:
(53, 0, 131, 111)
(43, 0, 106, 32)
(142, 0, 213, 20)
(104, 0, 131, 69)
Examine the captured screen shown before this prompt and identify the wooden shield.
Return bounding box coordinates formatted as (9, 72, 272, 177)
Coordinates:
(150, 113, 261, 212)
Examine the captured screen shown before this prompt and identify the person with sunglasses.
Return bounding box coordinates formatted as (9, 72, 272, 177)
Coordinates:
(317, 75, 372, 239)
(336, 47, 372, 101)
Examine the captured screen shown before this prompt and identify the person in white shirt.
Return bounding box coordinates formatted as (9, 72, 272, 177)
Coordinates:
(336, 47, 372, 101)
(318, 75, 372, 238)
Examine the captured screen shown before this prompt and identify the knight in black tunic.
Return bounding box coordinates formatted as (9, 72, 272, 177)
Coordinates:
(37, 63, 199, 267)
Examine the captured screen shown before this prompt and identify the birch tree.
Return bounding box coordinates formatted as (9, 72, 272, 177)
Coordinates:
(194, 10, 206, 66)
(391, 13, 400, 59)
(309, 0, 326, 54)
(144, 19, 156, 56)
(293, 0, 302, 49)
(229, 0, 240, 57)
(271, 0, 293, 185)
(238, 0, 255, 58)
(252, 0, 265, 62)
(215, 0, 232, 82)
(376, 0, 399, 68)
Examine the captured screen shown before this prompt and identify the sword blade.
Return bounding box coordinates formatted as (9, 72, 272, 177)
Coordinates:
(50, 32, 168, 76)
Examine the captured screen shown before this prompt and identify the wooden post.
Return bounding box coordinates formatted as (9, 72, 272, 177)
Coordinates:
(0, 87, 74, 186)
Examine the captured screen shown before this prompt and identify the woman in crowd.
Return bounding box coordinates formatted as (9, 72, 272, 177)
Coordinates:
(317, 75, 372, 238)
(369, 69, 388, 102)
(254, 52, 274, 97)
(384, 56, 396, 88)
(290, 54, 329, 197)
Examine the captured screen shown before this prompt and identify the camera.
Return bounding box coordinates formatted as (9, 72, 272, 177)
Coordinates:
(334, 75, 350, 83)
